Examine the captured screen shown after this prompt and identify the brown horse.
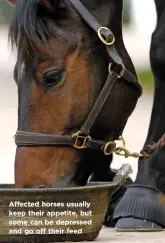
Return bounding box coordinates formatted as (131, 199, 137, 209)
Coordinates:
(8, 0, 141, 192)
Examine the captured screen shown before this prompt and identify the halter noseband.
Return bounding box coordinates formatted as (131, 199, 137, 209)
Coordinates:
(15, 0, 142, 156)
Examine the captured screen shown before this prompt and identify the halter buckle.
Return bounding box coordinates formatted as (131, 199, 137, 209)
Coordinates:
(98, 27, 115, 46)
(72, 131, 91, 150)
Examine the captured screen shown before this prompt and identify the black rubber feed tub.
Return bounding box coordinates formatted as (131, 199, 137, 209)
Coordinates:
(0, 164, 132, 243)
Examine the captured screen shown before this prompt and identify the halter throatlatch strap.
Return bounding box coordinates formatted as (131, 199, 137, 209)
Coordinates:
(14, 0, 143, 158)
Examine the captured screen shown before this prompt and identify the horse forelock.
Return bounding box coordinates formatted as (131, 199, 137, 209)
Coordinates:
(9, 0, 68, 56)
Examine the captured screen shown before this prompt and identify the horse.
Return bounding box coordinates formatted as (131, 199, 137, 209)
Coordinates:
(9, 0, 141, 188)
(113, 0, 165, 232)
(7, 0, 165, 232)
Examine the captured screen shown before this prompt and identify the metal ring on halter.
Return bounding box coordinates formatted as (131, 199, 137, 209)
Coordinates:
(108, 63, 113, 75)
(98, 27, 115, 46)
(104, 141, 116, 155)
(108, 63, 125, 77)
(118, 63, 125, 78)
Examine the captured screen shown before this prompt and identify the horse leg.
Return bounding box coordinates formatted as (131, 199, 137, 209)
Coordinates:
(113, 0, 165, 231)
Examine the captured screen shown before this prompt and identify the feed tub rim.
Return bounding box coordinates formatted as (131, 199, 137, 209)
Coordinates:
(0, 182, 117, 193)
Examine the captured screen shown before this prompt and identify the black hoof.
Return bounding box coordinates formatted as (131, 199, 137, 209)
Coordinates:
(90, 168, 133, 227)
(104, 174, 133, 227)
(113, 185, 165, 230)
(115, 217, 163, 232)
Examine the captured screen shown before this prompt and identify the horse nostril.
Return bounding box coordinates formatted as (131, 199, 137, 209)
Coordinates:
(23, 185, 47, 188)
(35, 185, 47, 188)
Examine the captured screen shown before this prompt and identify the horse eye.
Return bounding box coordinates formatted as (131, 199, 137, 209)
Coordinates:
(44, 70, 65, 88)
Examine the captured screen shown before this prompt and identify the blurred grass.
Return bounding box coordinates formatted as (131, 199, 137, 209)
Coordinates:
(137, 69, 154, 93)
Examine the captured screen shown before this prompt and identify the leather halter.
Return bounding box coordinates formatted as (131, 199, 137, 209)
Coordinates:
(15, 0, 142, 155)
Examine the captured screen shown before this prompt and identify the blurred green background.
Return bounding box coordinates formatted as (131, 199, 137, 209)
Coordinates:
(0, 0, 13, 25)
(0, 0, 154, 93)
(138, 69, 154, 93)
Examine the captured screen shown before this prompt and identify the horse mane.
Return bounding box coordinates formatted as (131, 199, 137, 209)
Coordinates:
(9, 0, 68, 53)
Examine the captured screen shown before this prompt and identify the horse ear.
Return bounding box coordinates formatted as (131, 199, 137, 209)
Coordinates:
(8, 0, 16, 4)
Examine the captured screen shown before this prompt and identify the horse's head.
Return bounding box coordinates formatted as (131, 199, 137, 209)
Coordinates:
(9, 0, 142, 188)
